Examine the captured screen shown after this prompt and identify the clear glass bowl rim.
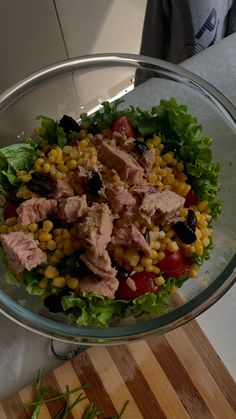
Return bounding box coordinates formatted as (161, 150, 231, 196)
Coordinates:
(0, 53, 235, 344)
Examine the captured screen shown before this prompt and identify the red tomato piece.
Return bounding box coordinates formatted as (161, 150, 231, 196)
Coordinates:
(112, 116, 134, 137)
(116, 271, 160, 300)
(184, 189, 197, 207)
(159, 250, 191, 279)
(3, 201, 18, 220)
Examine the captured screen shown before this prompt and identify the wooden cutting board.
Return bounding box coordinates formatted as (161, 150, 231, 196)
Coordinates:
(1, 320, 236, 419)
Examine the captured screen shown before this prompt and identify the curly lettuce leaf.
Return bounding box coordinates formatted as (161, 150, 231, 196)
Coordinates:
(61, 280, 176, 327)
(23, 271, 45, 296)
(36, 115, 67, 148)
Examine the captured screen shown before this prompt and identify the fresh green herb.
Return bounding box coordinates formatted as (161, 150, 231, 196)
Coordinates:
(36, 115, 67, 148)
(25, 369, 129, 419)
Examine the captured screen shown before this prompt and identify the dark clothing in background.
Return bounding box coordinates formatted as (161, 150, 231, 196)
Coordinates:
(140, 0, 236, 63)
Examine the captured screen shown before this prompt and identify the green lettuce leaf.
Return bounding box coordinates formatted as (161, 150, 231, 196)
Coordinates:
(36, 115, 67, 148)
(23, 271, 45, 296)
(61, 281, 176, 327)
(0, 143, 37, 195)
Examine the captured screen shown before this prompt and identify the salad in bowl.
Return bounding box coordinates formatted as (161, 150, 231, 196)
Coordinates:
(0, 98, 221, 327)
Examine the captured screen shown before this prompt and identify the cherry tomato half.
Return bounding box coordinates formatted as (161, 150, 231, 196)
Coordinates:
(112, 116, 134, 137)
(116, 271, 160, 300)
(3, 201, 18, 220)
(159, 250, 191, 279)
(184, 189, 197, 207)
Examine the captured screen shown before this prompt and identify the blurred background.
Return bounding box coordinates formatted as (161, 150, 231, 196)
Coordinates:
(0, 0, 147, 93)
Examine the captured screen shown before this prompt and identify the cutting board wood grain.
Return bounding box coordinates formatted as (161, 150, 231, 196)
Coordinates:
(1, 320, 236, 419)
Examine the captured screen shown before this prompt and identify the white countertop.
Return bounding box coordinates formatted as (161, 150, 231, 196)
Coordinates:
(0, 33, 236, 401)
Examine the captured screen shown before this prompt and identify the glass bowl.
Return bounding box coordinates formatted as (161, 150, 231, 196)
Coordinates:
(0, 54, 235, 344)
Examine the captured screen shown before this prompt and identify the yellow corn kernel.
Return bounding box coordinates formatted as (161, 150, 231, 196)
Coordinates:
(146, 266, 160, 274)
(141, 257, 153, 267)
(5, 217, 17, 226)
(67, 159, 77, 170)
(151, 241, 161, 251)
(66, 277, 79, 289)
(114, 246, 124, 260)
(170, 285, 178, 294)
(35, 158, 45, 167)
(63, 145, 72, 154)
(134, 265, 144, 273)
(44, 265, 59, 279)
(55, 235, 63, 244)
(28, 223, 38, 233)
(79, 139, 89, 151)
(154, 156, 162, 166)
(39, 242, 47, 250)
(41, 162, 50, 173)
(163, 153, 173, 164)
(147, 172, 157, 183)
(91, 155, 97, 166)
(163, 173, 175, 185)
(62, 229, 71, 240)
(57, 164, 69, 173)
(171, 158, 177, 167)
(129, 254, 140, 267)
(38, 277, 48, 289)
(50, 254, 60, 265)
(194, 240, 203, 257)
(155, 276, 165, 286)
(180, 208, 188, 217)
(167, 241, 179, 253)
(202, 237, 210, 247)
(78, 129, 87, 140)
(54, 249, 64, 259)
(203, 214, 212, 222)
(52, 276, 66, 288)
(0, 224, 8, 234)
(166, 229, 175, 239)
(46, 240, 57, 251)
(39, 232, 52, 242)
(176, 162, 184, 172)
(198, 200, 208, 212)
(43, 220, 53, 232)
(195, 228, 202, 240)
(158, 230, 166, 239)
(53, 228, 62, 236)
(151, 249, 159, 259)
(157, 251, 165, 261)
(64, 239, 73, 252)
(189, 265, 199, 278)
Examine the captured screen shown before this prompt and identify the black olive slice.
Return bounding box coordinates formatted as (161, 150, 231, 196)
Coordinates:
(187, 209, 197, 232)
(173, 221, 197, 244)
(134, 140, 149, 155)
(87, 171, 103, 195)
(59, 115, 80, 134)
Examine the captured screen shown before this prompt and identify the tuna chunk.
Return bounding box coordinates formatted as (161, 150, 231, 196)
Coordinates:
(140, 190, 185, 225)
(140, 148, 155, 173)
(132, 184, 159, 198)
(106, 184, 136, 209)
(17, 198, 57, 225)
(79, 203, 113, 253)
(79, 274, 119, 299)
(100, 142, 144, 185)
(112, 224, 151, 256)
(0, 231, 46, 274)
(80, 248, 117, 281)
(51, 179, 74, 202)
(57, 195, 88, 222)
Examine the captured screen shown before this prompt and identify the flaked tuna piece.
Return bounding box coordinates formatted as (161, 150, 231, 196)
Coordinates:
(80, 248, 117, 281)
(100, 142, 144, 185)
(0, 231, 46, 274)
(112, 224, 151, 256)
(79, 203, 113, 253)
(106, 184, 136, 209)
(51, 179, 74, 202)
(57, 195, 88, 222)
(140, 148, 155, 174)
(140, 190, 185, 225)
(17, 197, 57, 225)
(112, 132, 134, 151)
(131, 184, 160, 198)
(79, 274, 119, 299)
